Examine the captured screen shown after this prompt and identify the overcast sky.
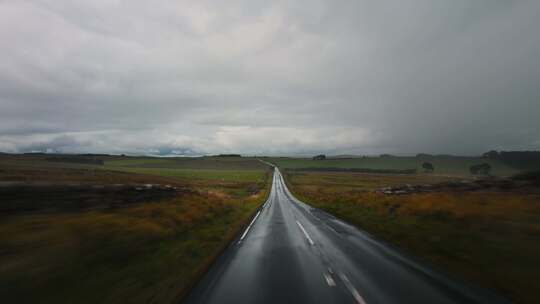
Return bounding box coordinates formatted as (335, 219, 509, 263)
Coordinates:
(1, 0, 539, 156)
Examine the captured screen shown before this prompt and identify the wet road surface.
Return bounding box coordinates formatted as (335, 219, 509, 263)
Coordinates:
(184, 168, 508, 304)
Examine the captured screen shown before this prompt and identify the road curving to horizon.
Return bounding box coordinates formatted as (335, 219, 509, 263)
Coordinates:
(183, 167, 509, 304)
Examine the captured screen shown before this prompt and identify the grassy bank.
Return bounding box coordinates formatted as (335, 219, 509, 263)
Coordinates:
(283, 170, 540, 304)
(0, 155, 272, 303)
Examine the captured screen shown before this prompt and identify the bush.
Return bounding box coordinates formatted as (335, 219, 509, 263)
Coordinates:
(422, 162, 434, 172)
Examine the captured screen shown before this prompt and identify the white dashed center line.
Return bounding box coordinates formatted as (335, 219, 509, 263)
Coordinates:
(324, 272, 336, 286)
(296, 220, 315, 245)
(339, 273, 368, 304)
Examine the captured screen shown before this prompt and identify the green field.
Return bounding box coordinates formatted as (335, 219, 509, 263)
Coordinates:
(107, 167, 265, 182)
(103, 157, 269, 198)
(105, 156, 267, 171)
(267, 156, 519, 176)
(105, 165, 266, 183)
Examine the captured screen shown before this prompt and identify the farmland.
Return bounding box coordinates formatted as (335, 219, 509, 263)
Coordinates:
(2, 153, 538, 303)
(0, 154, 272, 304)
(267, 155, 519, 176)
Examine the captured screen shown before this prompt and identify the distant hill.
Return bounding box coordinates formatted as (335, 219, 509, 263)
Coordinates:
(329, 155, 365, 159)
(492, 151, 540, 171)
(216, 154, 242, 157)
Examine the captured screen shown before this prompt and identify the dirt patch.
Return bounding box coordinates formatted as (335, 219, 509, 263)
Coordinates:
(378, 178, 540, 195)
(0, 183, 186, 216)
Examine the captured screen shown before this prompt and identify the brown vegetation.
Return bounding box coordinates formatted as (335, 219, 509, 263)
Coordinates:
(284, 170, 540, 304)
(0, 154, 272, 303)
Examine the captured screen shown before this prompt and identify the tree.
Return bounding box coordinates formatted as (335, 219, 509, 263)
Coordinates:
(422, 162, 434, 172)
(470, 163, 491, 175)
(313, 154, 326, 160)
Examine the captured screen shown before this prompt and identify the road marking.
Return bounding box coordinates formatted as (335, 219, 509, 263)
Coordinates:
(339, 273, 367, 304)
(323, 272, 336, 286)
(238, 211, 261, 244)
(296, 220, 315, 245)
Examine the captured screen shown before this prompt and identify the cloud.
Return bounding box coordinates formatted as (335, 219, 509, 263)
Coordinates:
(1, 0, 539, 155)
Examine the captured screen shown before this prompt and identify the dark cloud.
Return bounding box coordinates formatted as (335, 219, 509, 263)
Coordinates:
(1, 0, 539, 155)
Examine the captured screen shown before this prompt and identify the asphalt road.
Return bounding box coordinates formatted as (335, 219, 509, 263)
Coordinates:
(184, 168, 509, 304)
